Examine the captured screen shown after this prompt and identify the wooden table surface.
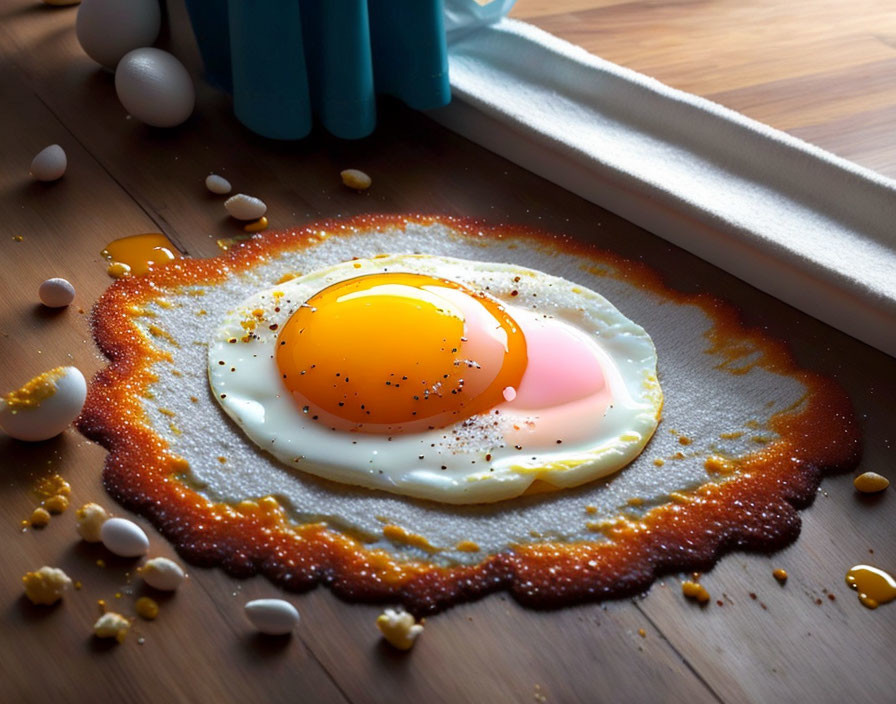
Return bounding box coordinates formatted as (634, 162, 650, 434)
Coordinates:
(1, 1, 894, 702)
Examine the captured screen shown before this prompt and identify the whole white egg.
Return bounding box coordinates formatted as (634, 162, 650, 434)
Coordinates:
(100, 517, 150, 557)
(30, 145, 67, 182)
(224, 194, 267, 220)
(76, 0, 161, 70)
(0, 366, 87, 442)
(140, 557, 186, 591)
(205, 174, 232, 195)
(38, 278, 76, 308)
(115, 48, 195, 128)
(244, 599, 300, 635)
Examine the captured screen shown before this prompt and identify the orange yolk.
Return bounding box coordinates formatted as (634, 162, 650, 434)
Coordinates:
(276, 273, 527, 433)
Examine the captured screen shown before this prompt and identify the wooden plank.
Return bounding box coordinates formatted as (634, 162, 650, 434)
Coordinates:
(628, 250, 896, 703)
(0, 30, 347, 704)
(0, 4, 720, 703)
(637, 474, 896, 704)
(705, 57, 896, 131)
(788, 105, 896, 177)
(511, 0, 896, 177)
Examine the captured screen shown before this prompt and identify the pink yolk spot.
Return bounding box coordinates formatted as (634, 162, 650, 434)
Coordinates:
(501, 313, 613, 448)
(511, 317, 607, 409)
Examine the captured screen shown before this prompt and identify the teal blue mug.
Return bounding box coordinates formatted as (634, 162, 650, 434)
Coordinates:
(183, 0, 515, 139)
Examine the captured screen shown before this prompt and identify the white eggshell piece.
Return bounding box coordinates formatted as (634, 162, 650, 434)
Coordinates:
(38, 278, 75, 308)
(140, 557, 185, 591)
(205, 174, 232, 195)
(101, 517, 150, 557)
(76, 0, 161, 69)
(0, 367, 86, 442)
(244, 599, 300, 635)
(30, 145, 67, 182)
(115, 48, 195, 128)
(225, 194, 267, 221)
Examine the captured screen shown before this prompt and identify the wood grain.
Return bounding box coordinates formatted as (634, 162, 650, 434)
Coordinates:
(512, 0, 896, 178)
(1, 1, 894, 703)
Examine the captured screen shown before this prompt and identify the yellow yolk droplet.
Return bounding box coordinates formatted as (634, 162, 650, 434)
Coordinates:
(135, 596, 160, 620)
(276, 273, 527, 433)
(845, 565, 896, 609)
(101, 233, 180, 276)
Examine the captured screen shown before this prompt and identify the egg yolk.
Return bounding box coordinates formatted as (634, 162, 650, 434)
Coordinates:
(101, 233, 180, 275)
(276, 273, 527, 433)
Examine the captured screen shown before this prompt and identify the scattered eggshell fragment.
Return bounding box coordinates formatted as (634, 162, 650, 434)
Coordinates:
(100, 517, 149, 557)
(0, 366, 87, 442)
(244, 599, 300, 635)
(30, 145, 67, 182)
(225, 194, 267, 221)
(139, 557, 185, 591)
(376, 608, 423, 650)
(76, 0, 160, 69)
(22, 566, 72, 605)
(115, 48, 195, 128)
(93, 612, 130, 642)
(38, 278, 76, 308)
(76, 502, 109, 542)
(205, 174, 232, 195)
(340, 168, 371, 190)
(854, 471, 889, 493)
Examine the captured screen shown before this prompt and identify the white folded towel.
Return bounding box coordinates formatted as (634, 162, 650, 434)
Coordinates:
(436, 18, 896, 358)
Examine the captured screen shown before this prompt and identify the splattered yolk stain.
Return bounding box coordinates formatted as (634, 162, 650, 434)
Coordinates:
(846, 565, 896, 609)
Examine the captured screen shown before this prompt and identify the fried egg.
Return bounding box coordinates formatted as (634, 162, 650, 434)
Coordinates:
(82, 216, 857, 604)
(207, 255, 662, 503)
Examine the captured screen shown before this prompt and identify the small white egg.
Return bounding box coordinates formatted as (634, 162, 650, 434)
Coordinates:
(100, 517, 149, 557)
(206, 174, 232, 195)
(340, 169, 372, 190)
(0, 366, 86, 442)
(140, 557, 185, 591)
(76, 0, 160, 70)
(244, 599, 300, 635)
(30, 145, 67, 182)
(38, 278, 75, 308)
(115, 48, 195, 128)
(225, 194, 267, 221)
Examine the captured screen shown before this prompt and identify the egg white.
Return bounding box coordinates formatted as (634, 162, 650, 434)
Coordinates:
(207, 255, 662, 504)
(133, 220, 805, 564)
